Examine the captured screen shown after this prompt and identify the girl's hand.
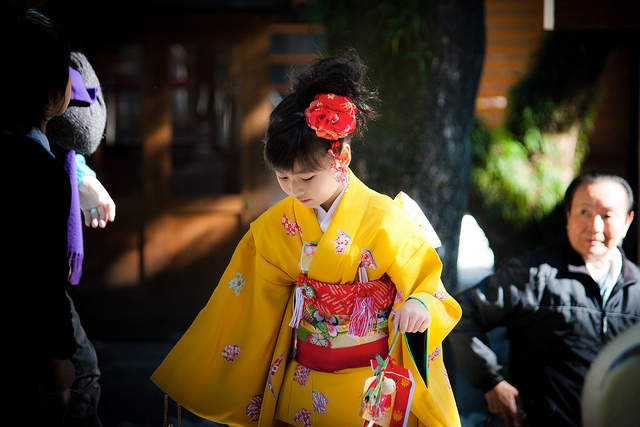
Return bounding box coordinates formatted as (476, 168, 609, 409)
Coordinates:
(392, 298, 431, 333)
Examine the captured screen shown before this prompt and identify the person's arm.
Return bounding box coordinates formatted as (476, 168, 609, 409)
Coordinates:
(74, 153, 96, 182)
(75, 154, 116, 228)
(448, 255, 532, 425)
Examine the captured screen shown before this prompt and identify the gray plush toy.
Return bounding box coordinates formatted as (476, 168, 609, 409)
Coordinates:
(48, 51, 107, 155)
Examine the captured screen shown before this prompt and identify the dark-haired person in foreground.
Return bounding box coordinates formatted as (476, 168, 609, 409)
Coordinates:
(449, 172, 640, 427)
(0, 5, 77, 426)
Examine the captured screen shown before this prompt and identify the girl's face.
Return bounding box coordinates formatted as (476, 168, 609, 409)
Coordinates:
(275, 145, 351, 211)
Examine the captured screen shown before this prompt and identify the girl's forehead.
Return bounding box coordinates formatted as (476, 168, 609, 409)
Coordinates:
(279, 159, 331, 175)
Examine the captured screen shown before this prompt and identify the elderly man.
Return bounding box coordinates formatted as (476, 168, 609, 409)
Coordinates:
(449, 172, 640, 427)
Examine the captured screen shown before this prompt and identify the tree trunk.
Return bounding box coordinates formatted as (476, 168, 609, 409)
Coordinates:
(411, 0, 485, 293)
(311, 0, 485, 293)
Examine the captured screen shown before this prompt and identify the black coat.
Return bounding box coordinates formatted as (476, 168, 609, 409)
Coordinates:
(1, 132, 76, 372)
(449, 237, 640, 426)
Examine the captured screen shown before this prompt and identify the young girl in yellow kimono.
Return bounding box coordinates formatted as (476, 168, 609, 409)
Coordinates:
(152, 53, 462, 427)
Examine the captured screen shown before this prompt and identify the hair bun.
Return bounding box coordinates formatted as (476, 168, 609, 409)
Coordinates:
(289, 51, 378, 137)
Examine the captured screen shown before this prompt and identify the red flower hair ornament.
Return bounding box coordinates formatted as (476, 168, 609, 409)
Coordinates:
(305, 94, 357, 185)
(304, 93, 357, 141)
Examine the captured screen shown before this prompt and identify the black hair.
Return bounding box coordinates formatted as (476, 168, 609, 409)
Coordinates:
(0, 5, 70, 134)
(264, 51, 378, 172)
(564, 172, 634, 214)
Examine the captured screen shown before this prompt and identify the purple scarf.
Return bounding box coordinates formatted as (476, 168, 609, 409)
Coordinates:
(63, 149, 83, 285)
(60, 63, 99, 285)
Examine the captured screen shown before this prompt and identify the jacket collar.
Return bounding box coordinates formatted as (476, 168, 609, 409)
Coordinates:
(560, 234, 640, 284)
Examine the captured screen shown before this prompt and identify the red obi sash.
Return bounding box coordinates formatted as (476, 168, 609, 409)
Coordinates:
(289, 274, 397, 339)
(298, 275, 396, 316)
(296, 336, 389, 372)
(290, 275, 396, 371)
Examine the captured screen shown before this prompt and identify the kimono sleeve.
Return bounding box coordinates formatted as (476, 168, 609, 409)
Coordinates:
(387, 234, 462, 427)
(388, 235, 462, 355)
(151, 229, 294, 426)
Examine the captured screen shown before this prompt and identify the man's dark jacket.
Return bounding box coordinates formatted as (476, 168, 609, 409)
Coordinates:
(449, 237, 640, 426)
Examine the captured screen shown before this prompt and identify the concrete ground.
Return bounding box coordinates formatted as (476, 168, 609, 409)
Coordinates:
(93, 338, 221, 427)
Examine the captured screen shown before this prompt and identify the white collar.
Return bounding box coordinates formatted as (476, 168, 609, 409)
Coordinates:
(568, 248, 623, 305)
(587, 248, 622, 280)
(568, 248, 622, 278)
(314, 186, 347, 233)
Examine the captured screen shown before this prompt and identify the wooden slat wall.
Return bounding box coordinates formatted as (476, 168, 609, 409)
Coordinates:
(475, 0, 545, 127)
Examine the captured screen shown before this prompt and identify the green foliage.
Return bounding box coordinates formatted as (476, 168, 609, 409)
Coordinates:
(472, 122, 568, 227)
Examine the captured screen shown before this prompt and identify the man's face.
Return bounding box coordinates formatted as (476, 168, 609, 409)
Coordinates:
(566, 180, 634, 266)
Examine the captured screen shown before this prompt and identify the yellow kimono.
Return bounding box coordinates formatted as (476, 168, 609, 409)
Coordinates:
(151, 171, 462, 427)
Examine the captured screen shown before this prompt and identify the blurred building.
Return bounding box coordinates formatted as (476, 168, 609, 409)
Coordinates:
(36, 0, 638, 340)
